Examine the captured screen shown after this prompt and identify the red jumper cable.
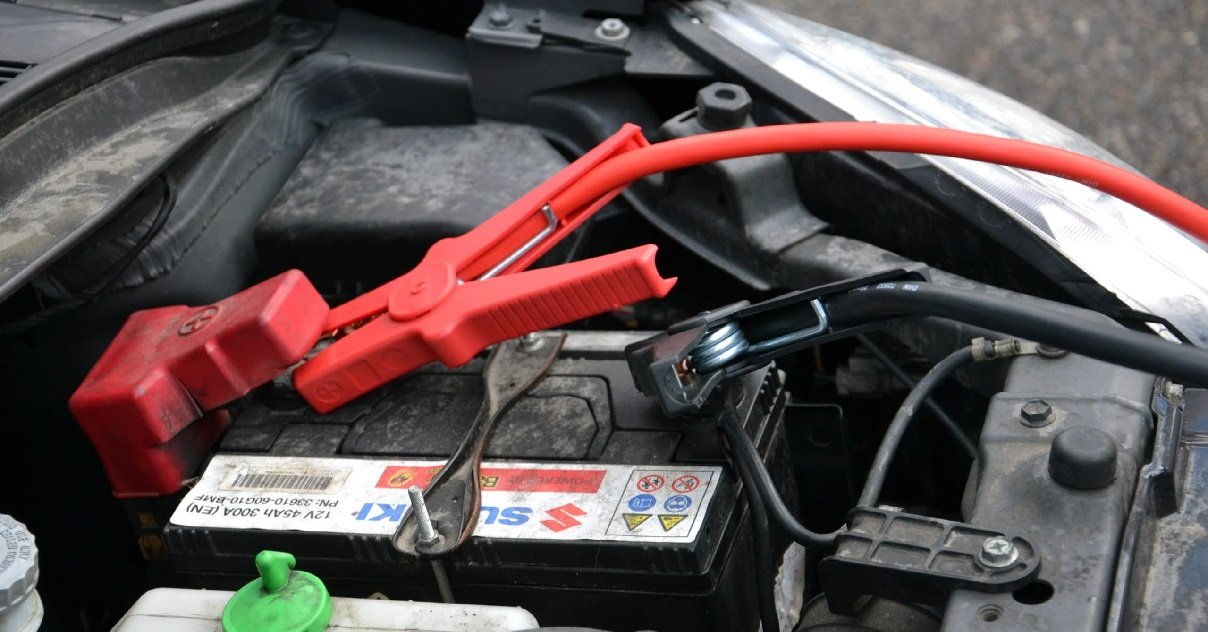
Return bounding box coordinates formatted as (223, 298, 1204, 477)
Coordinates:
(69, 124, 675, 497)
(553, 122, 1208, 245)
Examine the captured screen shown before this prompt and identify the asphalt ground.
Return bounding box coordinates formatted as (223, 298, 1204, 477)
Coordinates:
(758, 1, 1206, 206)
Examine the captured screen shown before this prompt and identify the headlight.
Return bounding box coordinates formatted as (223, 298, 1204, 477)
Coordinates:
(695, 0, 1208, 345)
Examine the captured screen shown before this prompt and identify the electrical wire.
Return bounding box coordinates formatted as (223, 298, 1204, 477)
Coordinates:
(726, 424, 782, 632)
(857, 346, 977, 507)
(720, 414, 839, 548)
(549, 123, 1208, 245)
(825, 282, 1208, 388)
(855, 334, 978, 460)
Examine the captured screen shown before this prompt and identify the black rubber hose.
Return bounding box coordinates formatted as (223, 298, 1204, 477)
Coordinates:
(855, 334, 978, 459)
(720, 415, 839, 548)
(727, 432, 781, 632)
(827, 282, 1208, 387)
(857, 346, 976, 507)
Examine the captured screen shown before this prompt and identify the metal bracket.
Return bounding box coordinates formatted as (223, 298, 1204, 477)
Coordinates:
(468, 3, 638, 51)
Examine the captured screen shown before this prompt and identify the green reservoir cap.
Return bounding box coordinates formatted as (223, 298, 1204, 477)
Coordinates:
(221, 550, 332, 632)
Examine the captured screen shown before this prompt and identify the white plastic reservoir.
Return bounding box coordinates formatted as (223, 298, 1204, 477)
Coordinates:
(112, 587, 541, 631)
(0, 514, 41, 632)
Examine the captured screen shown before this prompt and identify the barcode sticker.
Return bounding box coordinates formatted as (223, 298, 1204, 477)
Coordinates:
(220, 466, 347, 494)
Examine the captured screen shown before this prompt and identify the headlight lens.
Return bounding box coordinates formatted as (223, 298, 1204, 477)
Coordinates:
(698, 0, 1208, 344)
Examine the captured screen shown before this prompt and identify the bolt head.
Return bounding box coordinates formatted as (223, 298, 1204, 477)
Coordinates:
(696, 82, 753, 130)
(488, 8, 513, 28)
(415, 530, 444, 550)
(1021, 399, 1054, 426)
(519, 332, 543, 351)
(979, 536, 1019, 568)
(596, 17, 630, 41)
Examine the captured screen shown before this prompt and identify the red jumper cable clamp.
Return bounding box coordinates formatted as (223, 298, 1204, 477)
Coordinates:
(69, 124, 676, 497)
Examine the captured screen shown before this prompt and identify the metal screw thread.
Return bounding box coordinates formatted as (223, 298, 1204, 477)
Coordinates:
(408, 486, 437, 544)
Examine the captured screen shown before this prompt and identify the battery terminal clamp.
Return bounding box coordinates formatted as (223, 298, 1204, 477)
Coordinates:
(70, 124, 676, 497)
(627, 268, 927, 417)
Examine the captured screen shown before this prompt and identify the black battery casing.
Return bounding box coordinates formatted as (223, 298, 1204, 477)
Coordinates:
(162, 332, 798, 631)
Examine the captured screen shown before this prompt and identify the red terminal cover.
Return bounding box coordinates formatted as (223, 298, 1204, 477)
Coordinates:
(68, 270, 329, 497)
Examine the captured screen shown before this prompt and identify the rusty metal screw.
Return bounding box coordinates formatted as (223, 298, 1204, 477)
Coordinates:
(1021, 399, 1054, 426)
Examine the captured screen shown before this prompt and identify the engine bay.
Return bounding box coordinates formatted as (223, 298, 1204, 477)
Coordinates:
(0, 3, 1205, 631)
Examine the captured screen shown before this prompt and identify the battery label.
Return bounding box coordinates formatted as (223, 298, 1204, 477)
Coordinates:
(171, 455, 722, 543)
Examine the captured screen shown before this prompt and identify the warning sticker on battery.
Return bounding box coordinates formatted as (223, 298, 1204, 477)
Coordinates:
(171, 455, 722, 543)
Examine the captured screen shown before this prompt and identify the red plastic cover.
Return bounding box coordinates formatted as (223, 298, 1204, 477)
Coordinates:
(68, 270, 329, 497)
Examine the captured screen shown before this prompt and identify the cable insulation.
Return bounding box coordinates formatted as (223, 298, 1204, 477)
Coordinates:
(549, 123, 1208, 245)
(856, 334, 978, 459)
(826, 282, 1208, 387)
(858, 346, 977, 507)
(727, 428, 782, 632)
(720, 414, 839, 548)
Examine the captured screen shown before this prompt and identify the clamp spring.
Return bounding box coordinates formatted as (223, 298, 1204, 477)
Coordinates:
(688, 299, 830, 374)
(690, 322, 750, 373)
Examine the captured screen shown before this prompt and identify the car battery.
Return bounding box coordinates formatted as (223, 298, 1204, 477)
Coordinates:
(161, 331, 799, 632)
